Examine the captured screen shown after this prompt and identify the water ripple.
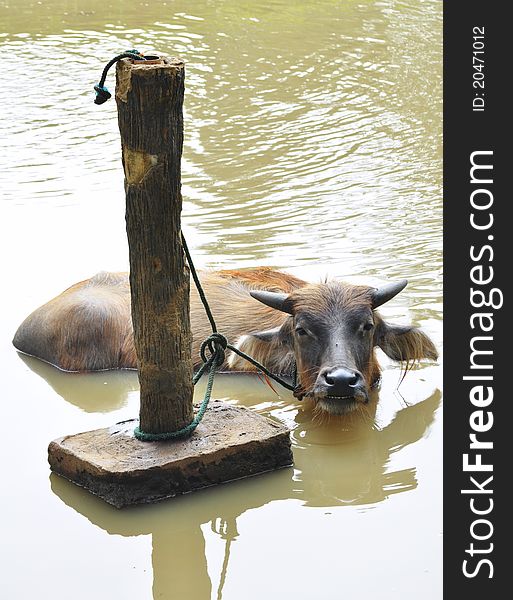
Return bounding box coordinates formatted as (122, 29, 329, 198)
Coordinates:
(0, 0, 441, 311)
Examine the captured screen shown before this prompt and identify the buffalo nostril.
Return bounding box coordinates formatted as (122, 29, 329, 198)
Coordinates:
(347, 373, 358, 386)
(322, 368, 362, 396)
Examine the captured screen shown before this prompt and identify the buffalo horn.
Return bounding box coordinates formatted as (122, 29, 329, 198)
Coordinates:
(250, 290, 293, 314)
(372, 279, 408, 308)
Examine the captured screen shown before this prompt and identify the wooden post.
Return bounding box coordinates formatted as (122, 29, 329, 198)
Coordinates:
(115, 57, 194, 434)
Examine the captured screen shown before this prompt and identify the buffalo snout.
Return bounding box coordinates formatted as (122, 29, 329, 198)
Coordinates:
(315, 366, 369, 405)
(320, 367, 364, 396)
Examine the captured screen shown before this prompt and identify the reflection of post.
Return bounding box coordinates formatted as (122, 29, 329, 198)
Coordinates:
(117, 57, 194, 434)
(152, 525, 212, 600)
(211, 517, 239, 600)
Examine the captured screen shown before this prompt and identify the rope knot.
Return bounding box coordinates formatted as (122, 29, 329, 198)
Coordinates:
(94, 85, 111, 105)
(200, 333, 228, 367)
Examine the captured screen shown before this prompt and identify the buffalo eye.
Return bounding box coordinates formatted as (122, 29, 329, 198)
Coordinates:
(295, 327, 308, 337)
(362, 322, 374, 332)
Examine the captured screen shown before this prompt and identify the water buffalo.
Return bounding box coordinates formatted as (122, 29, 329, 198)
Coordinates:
(13, 267, 437, 415)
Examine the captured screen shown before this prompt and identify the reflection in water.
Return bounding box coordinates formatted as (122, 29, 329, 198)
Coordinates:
(292, 395, 429, 507)
(210, 517, 238, 600)
(152, 519, 213, 600)
(51, 389, 440, 598)
(18, 353, 139, 413)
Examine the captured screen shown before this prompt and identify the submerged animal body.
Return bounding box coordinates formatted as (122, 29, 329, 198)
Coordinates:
(13, 268, 437, 415)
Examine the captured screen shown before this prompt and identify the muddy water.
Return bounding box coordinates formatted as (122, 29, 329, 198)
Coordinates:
(0, 1, 442, 599)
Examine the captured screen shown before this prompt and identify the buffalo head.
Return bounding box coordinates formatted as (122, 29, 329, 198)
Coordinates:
(245, 279, 437, 415)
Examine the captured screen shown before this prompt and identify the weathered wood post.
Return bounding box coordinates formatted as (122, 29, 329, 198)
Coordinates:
(47, 53, 293, 508)
(116, 57, 193, 435)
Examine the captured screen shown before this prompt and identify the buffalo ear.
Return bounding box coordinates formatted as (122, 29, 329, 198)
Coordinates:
(251, 319, 294, 345)
(251, 327, 281, 342)
(252, 326, 286, 342)
(228, 320, 293, 371)
(377, 322, 438, 363)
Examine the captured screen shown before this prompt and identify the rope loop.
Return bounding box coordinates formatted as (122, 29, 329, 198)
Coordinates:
(200, 333, 228, 367)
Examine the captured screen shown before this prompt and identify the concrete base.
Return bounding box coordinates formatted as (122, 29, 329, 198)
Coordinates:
(48, 400, 292, 508)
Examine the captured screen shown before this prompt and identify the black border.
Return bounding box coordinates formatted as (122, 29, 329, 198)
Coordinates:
(444, 3, 507, 595)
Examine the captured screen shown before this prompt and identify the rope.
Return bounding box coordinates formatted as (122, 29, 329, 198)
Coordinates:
(134, 333, 225, 441)
(133, 234, 297, 441)
(94, 50, 146, 105)
(181, 233, 296, 393)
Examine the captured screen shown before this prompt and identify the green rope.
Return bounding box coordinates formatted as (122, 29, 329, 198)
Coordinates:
(134, 334, 225, 441)
(182, 233, 296, 394)
(133, 234, 297, 442)
(94, 50, 146, 105)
